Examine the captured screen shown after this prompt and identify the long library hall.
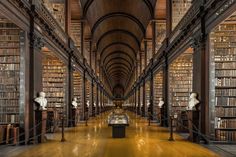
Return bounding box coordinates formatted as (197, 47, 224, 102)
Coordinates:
(0, 0, 236, 157)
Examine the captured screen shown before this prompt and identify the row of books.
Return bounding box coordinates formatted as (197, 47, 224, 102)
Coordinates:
(214, 42, 236, 48)
(0, 29, 19, 35)
(42, 78, 64, 82)
(0, 70, 19, 76)
(215, 97, 236, 106)
(42, 83, 65, 87)
(216, 107, 236, 117)
(171, 84, 192, 89)
(0, 56, 20, 62)
(215, 47, 236, 53)
(215, 62, 236, 69)
(216, 89, 236, 96)
(172, 101, 189, 107)
(0, 64, 20, 71)
(45, 98, 64, 103)
(0, 114, 19, 123)
(0, 99, 18, 105)
(216, 119, 236, 129)
(0, 85, 18, 91)
(0, 49, 19, 55)
(172, 96, 189, 101)
(0, 92, 19, 98)
(0, 35, 19, 41)
(43, 88, 65, 93)
(215, 24, 236, 31)
(44, 92, 64, 97)
(215, 130, 236, 141)
(0, 106, 19, 113)
(171, 88, 192, 93)
(213, 36, 236, 42)
(0, 43, 19, 47)
(215, 69, 236, 76)
(172, 92, 190, 96)
(215, 78, 236, 86)
(42, 66, 66, 70)
(0, 21, 18, 27)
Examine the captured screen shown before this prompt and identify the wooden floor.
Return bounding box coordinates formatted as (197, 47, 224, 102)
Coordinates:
(7, 112, 219, 157)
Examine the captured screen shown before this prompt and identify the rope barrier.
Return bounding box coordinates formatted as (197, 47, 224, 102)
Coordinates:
(0, 110, 234, 156)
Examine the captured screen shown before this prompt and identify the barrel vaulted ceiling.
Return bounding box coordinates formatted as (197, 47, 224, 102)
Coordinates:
(79, 0, 158, 95)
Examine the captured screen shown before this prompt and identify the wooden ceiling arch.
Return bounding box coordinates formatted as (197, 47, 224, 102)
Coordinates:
(80, 0, 157, 92)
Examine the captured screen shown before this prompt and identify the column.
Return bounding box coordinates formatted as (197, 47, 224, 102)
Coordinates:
(91, 79, 94, 116)
(192, 35, 208, 139)
(163, 52, 169, 127)
(134, 88, 137, 114)
(139, 52, 142, 74)
(96, 84, 99, 115)
(166, 0, 172, 37)
(150, 70, 154, 119)
(82, 70, 86, 120)
(65, 0, 71, 35)
(138, 86, 140, 115)
(89, 40, 92, 67)
(80, 20, 84, 57)
(68, 52, 73, 126)
(142, 80, 146, 117)
(152, 20, 156, 56)
(144, 41, 147, 67)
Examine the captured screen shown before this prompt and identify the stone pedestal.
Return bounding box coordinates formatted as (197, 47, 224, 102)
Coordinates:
(35, 110, 47, 143)
(71, 108, 76, 127)
(187, 110, 199, 142)
(158, 107, 164, 126)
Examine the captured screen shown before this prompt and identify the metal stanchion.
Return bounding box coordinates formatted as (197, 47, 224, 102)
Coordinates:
(168, 115, 174, 141)
(61, 115, 66, 142)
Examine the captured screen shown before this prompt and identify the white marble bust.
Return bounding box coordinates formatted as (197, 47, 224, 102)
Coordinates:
(158, 98, 164, 108)
(34, 92, 47, 110)
(187, 93, 200, 110)
(217, 117, 221, 128)
(87, 101, 90, 107)
(72, 97, 78, 109)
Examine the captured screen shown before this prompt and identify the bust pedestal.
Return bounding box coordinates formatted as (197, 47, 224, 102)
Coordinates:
(71, 108, 76, 127)
(157, 107, 164, 126)
(187, 110, 199, 142)
(35, 110, 47, 143)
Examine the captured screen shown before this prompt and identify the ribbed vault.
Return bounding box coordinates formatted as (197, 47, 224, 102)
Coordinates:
(81, 0, 156, 96)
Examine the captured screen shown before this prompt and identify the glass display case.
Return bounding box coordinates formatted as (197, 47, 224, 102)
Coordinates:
(108, 113, 129, 138)
(108, 114, 129, 125)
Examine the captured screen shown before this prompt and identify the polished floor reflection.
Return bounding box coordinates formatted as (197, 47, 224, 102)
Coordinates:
(8, 112, 219, 157)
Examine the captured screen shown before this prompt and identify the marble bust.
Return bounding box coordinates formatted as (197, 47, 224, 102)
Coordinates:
(72, 97, 78, 109)
(34, 92, 47, 110)
(87, 101, 90, 107)
(158, 98, 164, 108)
(187, 93, 200, 110)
